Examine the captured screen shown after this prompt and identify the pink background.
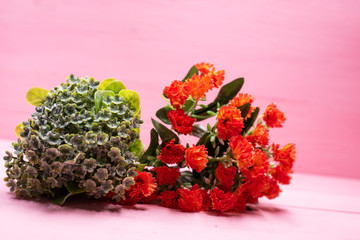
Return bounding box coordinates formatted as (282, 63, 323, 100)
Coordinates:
(1, 0, 360, 179)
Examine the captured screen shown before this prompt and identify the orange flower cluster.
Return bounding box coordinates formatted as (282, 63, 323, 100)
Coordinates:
(107, 171, 157, 205)
(263, 103, 286, 128)
(246, 124, 269, 148)
(229, 93, 255, 119)
(163, 63, 225, 110)
(217, 105, 244, 140)
(229, 135, 254, 169)
(195, 62, 225, 88)
(185, 145, 208, 173)
(139, 63, 296, 213)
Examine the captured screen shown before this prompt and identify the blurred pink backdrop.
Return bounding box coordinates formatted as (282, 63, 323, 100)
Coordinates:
(1, 0, 359, 178)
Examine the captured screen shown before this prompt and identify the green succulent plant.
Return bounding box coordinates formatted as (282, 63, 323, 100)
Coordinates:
(3, 75, 144, 205)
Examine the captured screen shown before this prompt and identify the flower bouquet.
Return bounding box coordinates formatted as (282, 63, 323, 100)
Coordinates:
(3, 63, 295, 212)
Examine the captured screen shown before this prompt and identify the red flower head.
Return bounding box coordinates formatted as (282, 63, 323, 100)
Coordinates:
(214, 163, 237, 192)
(177, 184, 203, 212)
(229, 93, 255, 119)
(167, 109, 195, 135)
(210, 69, 225, 88)
(158, 139, 186, 164)
(246, 124, 269, 148)
(233, 192, 247, 212)
(270, 165, 292, 185)
(210, 188, 237, 212)
(195, 62, 225, 88)
(241, 149, 269, 179)
(229, 135, 254, 169)
(183, 74, 213, 101)
(262, 103, 286, 128)
(195, 62, 214, 74)
(120, 171, 157, 205)
(264, 178, 281, 199)
(163, 80, 189, 109)
(158, 190, 179, 208)
(185, 145, 208, 173)
(272, 143, 296, 172)
(129, 171, 157, 198)
(238, 175, 267, 200)
(216, 105, 244, 140)
(153, 166, 181, 186)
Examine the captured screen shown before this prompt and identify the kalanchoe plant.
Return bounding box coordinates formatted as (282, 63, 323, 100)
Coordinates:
(4, 75, 145, 205)
(134, 63, 296, 212)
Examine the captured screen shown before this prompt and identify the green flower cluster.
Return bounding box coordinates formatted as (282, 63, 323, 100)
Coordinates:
(3, 75, 143, 205)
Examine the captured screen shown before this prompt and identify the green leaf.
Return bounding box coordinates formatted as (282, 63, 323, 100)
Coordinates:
(238, 103, 251, 119)
(15, 123, 24, 137)
(243, 107, 260, 135)
(182, 99, 196, 113)
(191, 124, 207, 138)
(105, 80, 126, 94)
(52, 192, 72, 206)
(193, 78, 244, 120)
(52, 182, 85, 206)
(66, 182, 85, 194)
(156, 105, 172, 125)
(25, 87, 49, 106)
(129, 139, 145, 158)
(182, 65, 199, 82)
(94, 90, 115, 112)
(151, 118, 179, 144)
(136, 164, 146, 172)
(118, 90, 141, 115)
(98, 78, 116, 90)
(196, 131, 211, 146)
(139, 128, 159, 163)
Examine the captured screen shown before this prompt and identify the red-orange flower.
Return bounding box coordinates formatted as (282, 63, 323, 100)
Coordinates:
(270, 165, 292, 185)
(158, 139, 186, 164)
(153, 166, 181, 186)
(183, 74, 213, 101)
(195, 62, 225, 88)
(185, 145, 208, 172)
(238, 175, 267, 200)
(210, 69, 225, 88)
(177, 184, 203, 212)
(119, 171, 157, 205)
(215, 162, 237, 192)
(200, 188, 211, 211)
(233, 192, 247, 212)
(158, 190, 179, 208)
(130, 171, 157, 198)
(241, 149, 269, 178)
(262, 103, 286, 128)
(195, 62, 214, 74)
(216, 105, 244, 140)
(210, 188, 237, 212)
(229, 93, 255, 119)
(163, 80, 189, 109)
(272, 143, 296, 172)
(246, 124, 269, 148)
(167, 109, 195, 135)
(264, 178, 281, 199)
(229, 135, 254, 169)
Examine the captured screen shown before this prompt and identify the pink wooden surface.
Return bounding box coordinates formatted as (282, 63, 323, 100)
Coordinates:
(0, 139, 359, 239)
(1, 1, 360, 180)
